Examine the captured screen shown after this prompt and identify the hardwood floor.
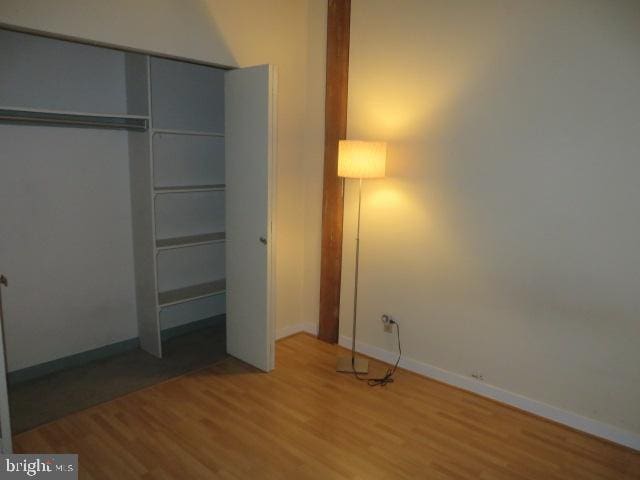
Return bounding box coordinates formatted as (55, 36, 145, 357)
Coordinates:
(15, 333, 640, 479)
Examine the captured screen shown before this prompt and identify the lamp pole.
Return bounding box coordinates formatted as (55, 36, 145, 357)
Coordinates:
(337, 177, 369, 373)
(351, 178, 362, 368)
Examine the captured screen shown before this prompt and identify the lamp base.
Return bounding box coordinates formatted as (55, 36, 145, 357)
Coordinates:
(336, 356, 369, 374)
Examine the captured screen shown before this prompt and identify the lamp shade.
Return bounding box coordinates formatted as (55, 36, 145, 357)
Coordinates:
(338, 140, 386, 178)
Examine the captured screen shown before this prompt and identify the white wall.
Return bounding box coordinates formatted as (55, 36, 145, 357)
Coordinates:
(0, 126, 138, 371)
(341, 0, 640, 437)
(301, 1, 327, 332)
(0, 0, 322, 365)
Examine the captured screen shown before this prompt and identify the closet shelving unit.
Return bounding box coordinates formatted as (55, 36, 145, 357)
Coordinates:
(157, 279, 227, 308)
(156, 232, 226, 251)
(153, 128, 224, 137)
(147, 57, 228, 354)
(154, 184, 225, 193)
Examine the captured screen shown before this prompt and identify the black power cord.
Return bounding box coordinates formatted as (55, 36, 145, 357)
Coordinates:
(353, 319, 401, 387)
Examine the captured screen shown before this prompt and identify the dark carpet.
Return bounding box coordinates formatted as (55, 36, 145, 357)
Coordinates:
(9, 324, 227, 433)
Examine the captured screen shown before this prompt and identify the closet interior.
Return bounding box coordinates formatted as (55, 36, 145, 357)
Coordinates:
(0, 27, 229, 370)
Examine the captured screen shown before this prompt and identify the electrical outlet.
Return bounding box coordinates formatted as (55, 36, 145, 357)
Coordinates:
(381, 314, 393, 333)
(471, 372, 485, 381)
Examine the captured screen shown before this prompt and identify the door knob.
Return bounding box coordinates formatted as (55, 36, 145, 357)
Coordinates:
(0, 275, 6, 287)
(259, 236, 267, 245)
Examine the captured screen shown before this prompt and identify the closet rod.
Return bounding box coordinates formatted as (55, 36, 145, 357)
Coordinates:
(0, 109, 148, 131)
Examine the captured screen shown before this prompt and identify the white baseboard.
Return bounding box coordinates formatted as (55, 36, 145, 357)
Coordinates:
(276, 322, 318, 340)
(339, 334, 640, 451)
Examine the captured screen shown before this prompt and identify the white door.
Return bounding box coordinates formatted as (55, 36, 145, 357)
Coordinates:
(225, 65, 277, 372)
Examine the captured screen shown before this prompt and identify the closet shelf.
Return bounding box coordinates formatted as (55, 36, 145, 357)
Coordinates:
(156, 232, 225, 251)
(0, 107, 148, 130)
(158, 279, 226, 307)
(152, 128, 224, 138)
(154, 184, 225, 194)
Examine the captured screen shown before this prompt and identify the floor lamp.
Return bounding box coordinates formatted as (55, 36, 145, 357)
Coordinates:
(336, 140, 387, 374)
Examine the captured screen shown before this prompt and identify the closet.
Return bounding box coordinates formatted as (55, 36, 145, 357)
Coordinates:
(0, 28, 276, 387)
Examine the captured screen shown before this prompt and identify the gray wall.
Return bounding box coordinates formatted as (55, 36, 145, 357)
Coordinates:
(0, 125, 138, 371)
(342, 0, 640, 435)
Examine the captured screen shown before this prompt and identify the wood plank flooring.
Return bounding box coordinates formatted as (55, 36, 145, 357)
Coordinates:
(15, 333, 640, 479)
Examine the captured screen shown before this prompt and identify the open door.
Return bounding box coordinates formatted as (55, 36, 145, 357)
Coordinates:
(225, 65, 277, 372)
